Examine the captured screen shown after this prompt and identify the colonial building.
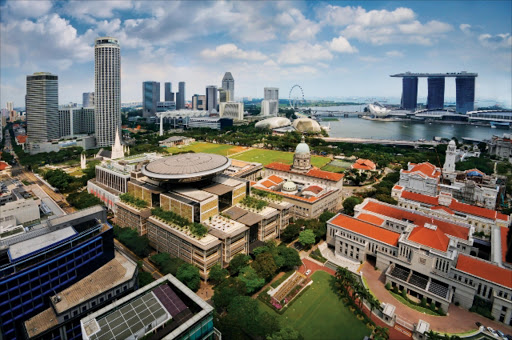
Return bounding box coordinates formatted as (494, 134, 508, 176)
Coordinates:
(488, 133, 512, 163)
(326, 198, 512, 324)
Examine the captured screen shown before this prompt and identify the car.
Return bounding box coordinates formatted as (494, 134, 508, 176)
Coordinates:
(305, 269, 312, 275)
(488, 327, 495, 334)
(495, 330, 505, 339)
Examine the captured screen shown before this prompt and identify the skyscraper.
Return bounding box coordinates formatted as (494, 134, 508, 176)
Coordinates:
(264, 87, 279, 101)
(94, 37, 121, 147)
(26, 72, 59, 143)
(142, 81, 160, 117)
(456, 77, 475, 114)
(192, 94, 206, 110)
(427, 77, 445, 110)
(176, 82, 186, 109)
(221, 72, 234, 101)
(82, 92, 95, 108)
(218, 88, 230, 103)
(206, 86, 218, 113)
(400, 77, 418, 111)
(164, 82, 174, 102)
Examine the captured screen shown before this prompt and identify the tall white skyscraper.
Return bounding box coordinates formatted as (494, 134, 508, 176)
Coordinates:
(82, 92, 94, 108)
(221, 72, 234, 101)
(264, 87, 279, 100)
(94, 37, 121, 147)
(26, 72, 59, 143)
(6, 102, 13, 111)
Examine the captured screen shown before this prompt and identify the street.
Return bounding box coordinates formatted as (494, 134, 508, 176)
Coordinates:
(114, 239, 163, 280)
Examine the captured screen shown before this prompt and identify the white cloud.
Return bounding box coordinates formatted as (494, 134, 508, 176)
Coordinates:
(330, 36, 358, 53)
(2, 0, 53, 19)
(460, 23, 472, 34)
(385, 50, 404, 57)
(359, 56, 382, 63)
(200, 44, 267, 61)
(478, 33, 512, 49)
(398, 20, 452, 35)
(277, 8, 321, 41)
(320, 6, 415, 27)
(277, 41, 333, 65)
(61, 0, 134, 21)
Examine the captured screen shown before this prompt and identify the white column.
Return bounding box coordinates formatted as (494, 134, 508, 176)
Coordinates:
(159, 114, 164, 136)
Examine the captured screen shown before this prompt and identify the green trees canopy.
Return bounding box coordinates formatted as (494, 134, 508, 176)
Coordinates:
(252, 252, 277, 281)
(67, 191, 101, 210)
(280, 223, 300, 243)
(342, 196, 363, 216)
(176, 263, 201, 292)
(228, 253, 251, 276)
(298, 229, 315, 247)
(150, 253, 187, 276)
(238, 266, 265, 294)
(208, 263, 228, 286)
(212, 277, 247, 313)
(113, 226, 151, 258)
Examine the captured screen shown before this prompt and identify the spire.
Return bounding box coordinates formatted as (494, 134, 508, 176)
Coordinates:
(111, 126, 125, 159)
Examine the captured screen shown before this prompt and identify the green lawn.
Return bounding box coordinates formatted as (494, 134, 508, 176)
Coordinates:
(166, 142, 246, 156)
(321, 165, 346, 173)
(258, 271, 371, 340)
(231, 148, 330, 167)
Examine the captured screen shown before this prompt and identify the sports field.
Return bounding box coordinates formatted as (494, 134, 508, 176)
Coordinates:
(258, 271, 371, 340)
(230, 148, 330, 167)
(166, 142, 247, 156)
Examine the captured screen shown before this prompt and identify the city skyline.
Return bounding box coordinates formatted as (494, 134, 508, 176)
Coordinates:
(0, 0, 511, 108)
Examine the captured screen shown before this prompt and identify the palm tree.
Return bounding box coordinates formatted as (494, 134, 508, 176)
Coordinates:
(367, 293, 380, 321)
(373, 326, 389, 340)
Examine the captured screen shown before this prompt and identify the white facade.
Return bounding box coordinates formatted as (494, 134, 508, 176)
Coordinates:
(261, 99, 278, 116)
(95, 37, 121, 147)
(26, 72, 59, 143)
(264, 87, 279, 101)
(219, 102, 244, 121)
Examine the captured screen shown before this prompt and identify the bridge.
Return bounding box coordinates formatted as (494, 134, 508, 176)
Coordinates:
(321, 137, 440, 147)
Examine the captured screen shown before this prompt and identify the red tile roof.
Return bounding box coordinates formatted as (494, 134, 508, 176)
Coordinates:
(303, 185, 323, 194)
(260, 180, 275, 189)
(353, 159, 376, 171)
(0, 161, 10, 170)
(252, 184, 322, 203)
(501, 227, 510, 264)
(400, 190, 509, 223)
(401, 191, 439, 205)
(402, 162, 441, 179)
(393, 185, 403, 191)
(362, 200, 470, 241)
(16, 135, 27, 144)
(357, 213, 385, 226)
(268, 175, 284, 184)
(456, 254, 512, 289)
(331, 214, 400, 246)
(265, 162, 344, 182)
(408, 226, 450, 251)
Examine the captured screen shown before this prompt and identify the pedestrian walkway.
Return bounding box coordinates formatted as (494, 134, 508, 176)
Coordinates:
(361, 262, 512, 335)
(318, 242, 360, 273)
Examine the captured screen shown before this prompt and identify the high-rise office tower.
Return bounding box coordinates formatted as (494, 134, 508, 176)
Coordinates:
(192, 94, 206, 110)
(164, 82, 174, 102)
(95, 37, 121, 147)
(400, 77, 418, 111)
(264, 87, 279, 101)
(221, 72, 234, 101)
(6, 102, 13, 111)
(218, 88, 230, 103)
(206, 86, 218, 113)
(26, 72, 59, 143)
(176, 82, 186, 109)
(82, 92, 95, 108)
(427, 77, 445, 110)
(142, 81, 160, 117)
(456, 77, 475, 114)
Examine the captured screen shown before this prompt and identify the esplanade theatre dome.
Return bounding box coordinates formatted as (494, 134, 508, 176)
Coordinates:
(141, 153, 231, 182)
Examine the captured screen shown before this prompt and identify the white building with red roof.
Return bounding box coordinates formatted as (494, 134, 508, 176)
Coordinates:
(351, 158, 377, 172)
(326, 198, 512, 323)
(398, 161, 441, 196)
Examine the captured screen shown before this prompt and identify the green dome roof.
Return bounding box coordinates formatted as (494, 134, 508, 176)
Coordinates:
(295, 136, 310, 155)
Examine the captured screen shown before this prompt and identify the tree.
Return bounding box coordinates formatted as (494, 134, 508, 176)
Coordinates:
(150, 253, 187, 276)
(280, 224, 300, 243)
(138, 272, 155, 287)
(267, 327, 304, 340)
(238, 266, 265, 294)
(319, 211, 336, 223)
(113, 226, 151, 258)
(208, 263, 228, 285)
(67, 191, 102, 210)
(252, 252, 277, 281)
(176, 263, 201, 291)
(343, 196, 363, 216)
(298, 229, 315, 248)
(373, 326, 389, 340)
(229, 254, 251, 276)
(228, 296, 280, 338)
(212, 277, 247, 312)
(278, 247, 302, 270)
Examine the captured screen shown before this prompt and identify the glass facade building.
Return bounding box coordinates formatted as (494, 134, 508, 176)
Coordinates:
(165, 82, 174, 102)
(176, 82, 186, 110)
(427, 77, 445, 109)
(0, 209, 114, 340)
(401, 77, 418, 111)
(143, 81, 160, 118)
(456, 77, 476, 114)
(206, 86, 218, 113)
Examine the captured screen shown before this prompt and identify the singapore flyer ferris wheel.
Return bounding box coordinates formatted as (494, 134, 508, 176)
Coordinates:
(289, 85, 305, 109)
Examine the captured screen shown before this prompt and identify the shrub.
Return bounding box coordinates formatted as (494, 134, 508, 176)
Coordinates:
(455, 301, 460, 306)
(430, 303, 436, 312)
(421, 298, 427, 308)
(120, 193, 148, 209)
(385, 283, 391, 291)
(401, 289, 407, 299)
(393, 286, 398, 294)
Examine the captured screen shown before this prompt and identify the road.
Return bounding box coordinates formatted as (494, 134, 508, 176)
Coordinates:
(114, 239, 163, 280)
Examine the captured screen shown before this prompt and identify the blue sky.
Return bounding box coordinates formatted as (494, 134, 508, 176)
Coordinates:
(1, 0, 511, 108)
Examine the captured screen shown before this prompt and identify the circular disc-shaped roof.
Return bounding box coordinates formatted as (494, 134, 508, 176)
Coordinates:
(282, 180, 297, 192)
(142, 153, 231, 180)
(295, 142, 310, 155)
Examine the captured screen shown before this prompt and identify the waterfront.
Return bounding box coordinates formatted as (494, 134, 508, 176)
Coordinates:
(325, 118, 503, 141)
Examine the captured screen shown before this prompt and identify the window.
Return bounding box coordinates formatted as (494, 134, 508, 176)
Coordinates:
(73, 310, 78, 316)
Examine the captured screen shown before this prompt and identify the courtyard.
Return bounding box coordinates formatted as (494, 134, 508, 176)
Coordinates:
(258, 271, 371, 340)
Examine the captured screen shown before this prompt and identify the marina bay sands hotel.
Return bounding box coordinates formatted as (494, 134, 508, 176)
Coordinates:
(391, 72, 477, 113)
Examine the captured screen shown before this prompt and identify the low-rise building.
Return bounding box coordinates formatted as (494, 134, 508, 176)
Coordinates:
(80, 274, 219, 340)
(351, 158, 377, 172)
(219, 102, 244, 121)
(224, 159, 263, 181)
(488, 133, 512, 162)
(115, 200, 152, 235)
(158, 136, 195, 148)
(187, 117, 233, 130)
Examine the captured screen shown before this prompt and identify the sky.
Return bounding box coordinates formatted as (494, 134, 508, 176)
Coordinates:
(1, 0, 511, 109)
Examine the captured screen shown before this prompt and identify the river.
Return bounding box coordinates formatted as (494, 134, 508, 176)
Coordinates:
(308, 105, 505, 141)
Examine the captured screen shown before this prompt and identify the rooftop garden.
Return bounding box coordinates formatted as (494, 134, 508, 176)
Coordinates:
(240, 195, 268, 212)
(151, 207, 208, 238)
(251, 188, 283, 202)
(119, 193, 148, 209)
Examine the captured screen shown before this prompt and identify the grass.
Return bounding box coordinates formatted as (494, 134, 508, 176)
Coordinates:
(270, 270, 295, 288)
(231, 148, 330, 167)
(320, 165, 346, 173)
(388, 290, 439, 316)
(166, 142, 247, 156)
(258, 271, 371, 340)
